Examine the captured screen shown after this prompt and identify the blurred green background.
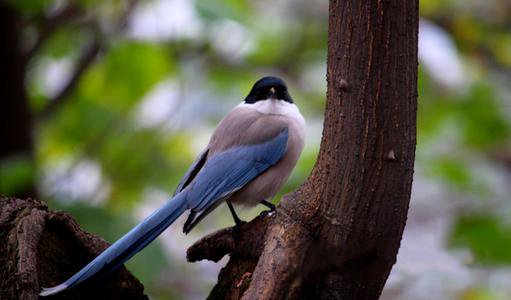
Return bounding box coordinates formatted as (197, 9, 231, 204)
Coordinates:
(1, 0, 511, 299)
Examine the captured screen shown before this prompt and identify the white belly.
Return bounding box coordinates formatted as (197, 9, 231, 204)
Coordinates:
(229, 105, 305, 207)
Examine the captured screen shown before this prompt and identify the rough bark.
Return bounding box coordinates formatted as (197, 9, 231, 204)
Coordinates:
(1, 0, 417, 298)
(189, 1, 418, 299)
(188, 214, 271, 300)
(0, 197, 148, 300)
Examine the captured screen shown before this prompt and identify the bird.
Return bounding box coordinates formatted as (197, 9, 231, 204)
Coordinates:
(39, 76, 306, 296)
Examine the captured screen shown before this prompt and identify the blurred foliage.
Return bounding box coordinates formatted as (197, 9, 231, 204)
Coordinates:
(2, 0, 511, 298)
(460, 287, 499, 300)
(0, 154, 35, 196)
(416, 1, 511, 274)
(451, 214, 511, 265)
(4, 0, 327, 298)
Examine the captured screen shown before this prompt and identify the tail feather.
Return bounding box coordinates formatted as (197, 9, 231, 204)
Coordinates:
(40, 192, 188, 297)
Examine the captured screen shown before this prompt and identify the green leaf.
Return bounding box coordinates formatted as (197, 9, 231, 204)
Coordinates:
(195, 0, 251, 23)
(450, 214, 511, 265)
(424, 156, 472, 187)
(458, 83, 510, 149)
(460, 287, 498, 300)
(0, 154, 35, 196)
(79, 40, 174, 109)
(6, 0, 52, 15)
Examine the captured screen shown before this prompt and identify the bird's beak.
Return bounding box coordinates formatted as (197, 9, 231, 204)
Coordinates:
(268, 87, 277, 99)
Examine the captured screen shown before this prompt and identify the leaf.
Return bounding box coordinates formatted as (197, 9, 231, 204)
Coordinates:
(0, 154, 35, 196)
(457, 83, 510, 149)
(195, 0, 251, 23)
(450, 214, 511, 265)
(424, 156, 472, 188)
(460, 287, 498, 300)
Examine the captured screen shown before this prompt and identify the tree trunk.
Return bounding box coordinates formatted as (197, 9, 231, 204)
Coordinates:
(1, 0, 418, 298)
(0, 3, 36, 198)
(188, 1, 418, 299)
(0, 197, 148, 300)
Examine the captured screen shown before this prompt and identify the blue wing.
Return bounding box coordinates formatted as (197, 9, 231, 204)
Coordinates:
(182, 128, 289, 233)
(39, 125, 289, 296)
(173, 148, 209, 196)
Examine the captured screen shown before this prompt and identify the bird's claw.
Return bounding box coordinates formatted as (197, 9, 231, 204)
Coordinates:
(259, 209, 276, 218)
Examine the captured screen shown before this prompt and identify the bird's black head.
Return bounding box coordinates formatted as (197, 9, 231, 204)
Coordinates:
(244, 76, 293, 104)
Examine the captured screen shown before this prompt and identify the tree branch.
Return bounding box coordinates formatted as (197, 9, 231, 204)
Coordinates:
(241, 207, 313, 300)
(187, 1, 418, 299)
(187, 213, 271, 263)
(0, 197, 148, 299)
(36, 0, 139, 121)
(23, 5, 83, 63)
(37, 39, 101, 121)
(186, 214, 271, 299)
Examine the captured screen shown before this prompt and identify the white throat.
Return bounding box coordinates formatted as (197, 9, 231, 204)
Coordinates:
(237, 99, 306, 137)
(238, 99, 297, 115)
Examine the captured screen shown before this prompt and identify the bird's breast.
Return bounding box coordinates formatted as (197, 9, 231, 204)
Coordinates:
(228, 107, 306, 207)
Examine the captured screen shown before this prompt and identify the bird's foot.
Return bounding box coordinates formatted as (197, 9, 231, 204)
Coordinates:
(259, 200, 276, 218)
(258, 210, 273, 218)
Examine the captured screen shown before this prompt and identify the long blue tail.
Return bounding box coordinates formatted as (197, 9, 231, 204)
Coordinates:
(40, 192, 188, 296)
